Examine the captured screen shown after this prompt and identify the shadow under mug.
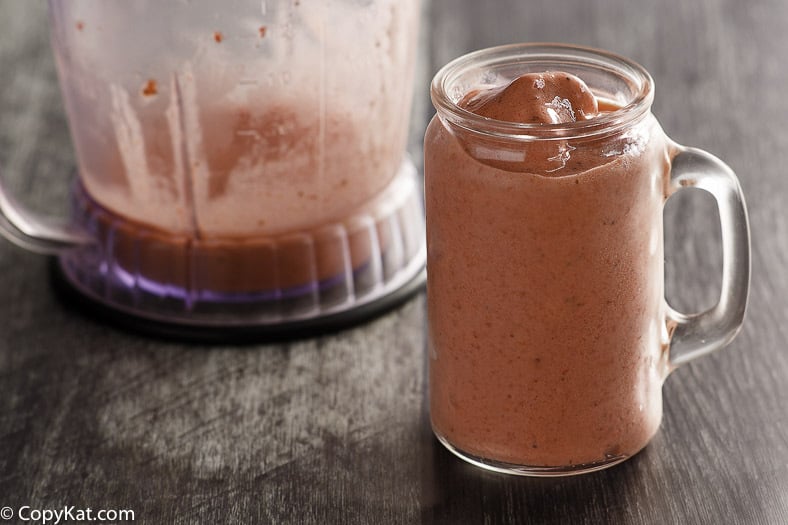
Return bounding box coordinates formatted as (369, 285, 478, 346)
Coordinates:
(0, 0, 426, 333)
(424, 43, 751, 476)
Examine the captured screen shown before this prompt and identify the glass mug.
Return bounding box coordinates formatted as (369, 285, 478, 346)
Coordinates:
(0, 0, 425, 329)
(425, 44, 750, 476)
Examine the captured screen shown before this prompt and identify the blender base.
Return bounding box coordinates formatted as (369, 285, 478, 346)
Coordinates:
(54, 161, 426, 342)
(50, 258, 424, 343)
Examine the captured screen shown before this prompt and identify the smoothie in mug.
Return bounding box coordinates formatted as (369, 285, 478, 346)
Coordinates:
(425, 44, 750, 476)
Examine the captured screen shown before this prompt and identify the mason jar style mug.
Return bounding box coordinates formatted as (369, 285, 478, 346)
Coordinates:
(425, 44, 750, 476)
(0, 0, 425, 333)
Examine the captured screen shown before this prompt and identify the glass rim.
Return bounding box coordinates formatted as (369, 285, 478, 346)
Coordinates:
(430, 43, 655, 140)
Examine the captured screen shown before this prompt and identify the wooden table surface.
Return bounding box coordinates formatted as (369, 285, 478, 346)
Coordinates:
(1, 1, 787, 523)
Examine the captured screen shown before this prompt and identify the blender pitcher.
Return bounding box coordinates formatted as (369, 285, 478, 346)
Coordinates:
(0, 0, 425, 333)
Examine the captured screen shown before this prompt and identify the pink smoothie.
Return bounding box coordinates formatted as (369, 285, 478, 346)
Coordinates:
(426, 72, 672, 467)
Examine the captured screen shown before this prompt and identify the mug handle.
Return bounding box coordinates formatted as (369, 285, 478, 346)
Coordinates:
(665, 146, 751, 368)
(0, 168, 93, 254)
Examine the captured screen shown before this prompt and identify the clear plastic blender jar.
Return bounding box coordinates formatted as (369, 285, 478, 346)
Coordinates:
(0, 0, 425, 333)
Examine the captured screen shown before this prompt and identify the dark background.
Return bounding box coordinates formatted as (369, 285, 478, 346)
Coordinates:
(1, 0, 787, 523)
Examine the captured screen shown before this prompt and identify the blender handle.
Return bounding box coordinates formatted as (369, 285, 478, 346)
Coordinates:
(0, 168, 93, 254)
(665, 145, 751, 368)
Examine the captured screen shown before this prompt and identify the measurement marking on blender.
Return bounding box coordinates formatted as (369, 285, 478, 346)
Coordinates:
(236, 130, 262, 139)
